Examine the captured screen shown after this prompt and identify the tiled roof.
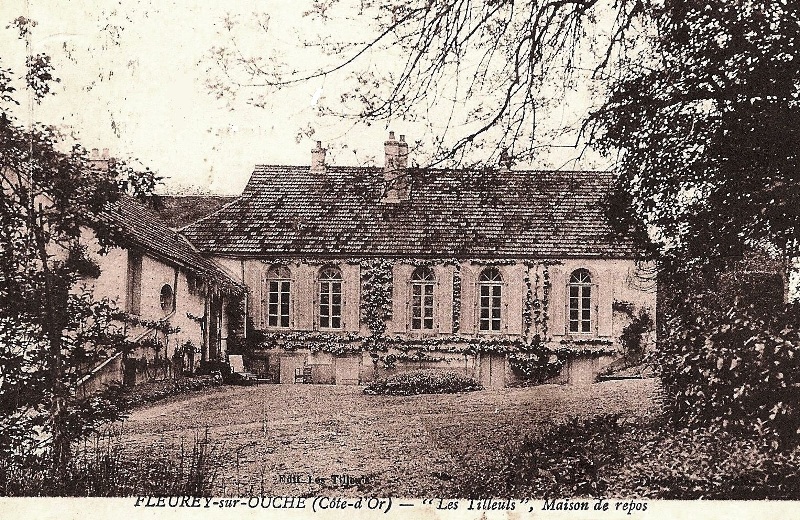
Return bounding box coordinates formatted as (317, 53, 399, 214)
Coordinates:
(100, 196, 245, 294)
(155, 195, 237, 229)
(181, 166, 641, 259)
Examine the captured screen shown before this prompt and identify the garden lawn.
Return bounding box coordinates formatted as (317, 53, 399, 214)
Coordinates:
(120, 378, 658, 497)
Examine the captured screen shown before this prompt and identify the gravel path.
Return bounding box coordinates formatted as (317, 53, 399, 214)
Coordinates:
(121, 378, 659, 497)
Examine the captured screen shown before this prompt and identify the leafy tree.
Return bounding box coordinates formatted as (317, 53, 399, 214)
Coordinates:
(0, 18, 159, 475)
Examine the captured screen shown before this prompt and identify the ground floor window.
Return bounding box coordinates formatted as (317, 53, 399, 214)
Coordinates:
(267, 265, 291, 328)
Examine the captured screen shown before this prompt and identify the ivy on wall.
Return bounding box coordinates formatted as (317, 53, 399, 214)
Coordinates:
(359, 259, 394, 349)
(452, 263, 461, 333)
(246, 259, 619, 381)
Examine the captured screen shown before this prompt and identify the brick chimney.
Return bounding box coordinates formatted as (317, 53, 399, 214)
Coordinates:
(383, 131, 409, 202)
(88, 147, 111, 171)
(310, 141, 326, 172)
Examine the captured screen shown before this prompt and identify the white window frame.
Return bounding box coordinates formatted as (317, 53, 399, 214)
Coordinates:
(568, 268, 593, 334)
(318, 266, 343, 330)
(410, 266, 436, 331)
(266, 266, 292, 329)
(478, 267, 503, 333)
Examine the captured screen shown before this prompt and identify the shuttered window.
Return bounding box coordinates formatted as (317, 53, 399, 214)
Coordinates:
(319, 266, 343, 330)
(569, 268, 592, 333)
(478, 267, 502, 332)
(411, 266, 435, 330)
(266, 265, 291, 328)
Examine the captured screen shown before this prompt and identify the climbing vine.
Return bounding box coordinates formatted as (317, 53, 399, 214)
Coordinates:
(360, 259, 394, 348)
(452, 263, 461, 333)
(523, 269, 533, 336)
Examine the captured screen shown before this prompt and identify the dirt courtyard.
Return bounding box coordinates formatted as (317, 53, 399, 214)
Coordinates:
(121, 379, 659, 497)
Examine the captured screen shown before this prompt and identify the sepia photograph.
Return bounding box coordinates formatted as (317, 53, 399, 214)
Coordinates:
(0, 0, 798, 517)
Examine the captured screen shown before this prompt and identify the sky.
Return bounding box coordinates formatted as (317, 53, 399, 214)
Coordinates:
(1, 0, 608, 195)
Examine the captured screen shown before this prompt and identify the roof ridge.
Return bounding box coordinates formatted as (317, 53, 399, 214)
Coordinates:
(177, 191, 252, 233)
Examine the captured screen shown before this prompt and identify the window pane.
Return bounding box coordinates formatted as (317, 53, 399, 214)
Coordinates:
(412, 306, 421, 318)
(480, 307, 489, 319)
(492, 285, 501, 297)
(582, 286, 591, 298)
(424, 284, 433, 296)
(320, 316, 329, 328)
(570, 309, 578, 320)
(491, 319, 501, 331)
(582, 321, 591, 333)
(412, 318, 421, 329)
(570, 286, 579, 298)
(479, 320, 489, 331)
(492, 307, 501, 319)
(480, 285, 489, 297)
(280, 315, 289, 328)
(332, 317, 341, 329)
(413, 285, 421, 296)
(569, 321, 578, 332)
(424, 318, 433, 329)
(582, 309, 591, 320)
(332, 293, 341, 305)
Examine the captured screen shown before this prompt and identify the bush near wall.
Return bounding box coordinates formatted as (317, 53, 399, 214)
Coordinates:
(363, 369, 483, 396)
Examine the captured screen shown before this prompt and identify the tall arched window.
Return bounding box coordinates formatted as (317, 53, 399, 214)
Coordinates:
(569, 268, 592, 333)
(478, 267, 503, 332)
(266, 265, 291, 328)
(319, 266, 343, 330)
(411, 266, 435, 330)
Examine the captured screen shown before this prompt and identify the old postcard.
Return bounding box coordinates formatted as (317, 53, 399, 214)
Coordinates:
(0, 0, 797, 519)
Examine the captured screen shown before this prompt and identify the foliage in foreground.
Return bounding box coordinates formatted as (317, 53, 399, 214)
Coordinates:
(658, 294, 800, 448)
(453, 412, 800, 500)
(363, 369, 482, 396)
(0, 430, 220, 497)
(454, 414, 625, 498)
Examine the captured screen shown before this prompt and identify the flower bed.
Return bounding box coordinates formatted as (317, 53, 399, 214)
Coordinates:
(363, 369, 483, 396)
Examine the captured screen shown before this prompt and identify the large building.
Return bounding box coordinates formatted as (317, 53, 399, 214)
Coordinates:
(181, 133, 657, 386)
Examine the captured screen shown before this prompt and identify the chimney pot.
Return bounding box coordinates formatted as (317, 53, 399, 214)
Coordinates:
(91, 148, 99, 158)
(311, 141, 326, 172)
(101, 148, 109, 159)
(384, 132, 410, 202)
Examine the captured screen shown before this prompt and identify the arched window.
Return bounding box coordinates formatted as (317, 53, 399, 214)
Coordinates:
(266, 265, 291, 328)
(159, 284, 174, 313)
(569, 268, 592, 333)
(478, 267, 503, 332)
(319, 266, 343, 330)
(411, 266, 435, 330)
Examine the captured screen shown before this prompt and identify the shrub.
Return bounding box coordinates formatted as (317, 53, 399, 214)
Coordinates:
(507, 352, 563, 383)
(363, 369, 482, 395)
(607, 422, 800, 499)
(454, 414, 625, 498)
(118, 375, 222, 408)
(658, 297, 800, 448)
(619, 309, 653, 364)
